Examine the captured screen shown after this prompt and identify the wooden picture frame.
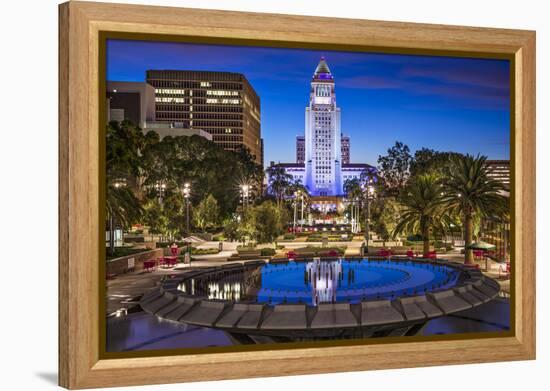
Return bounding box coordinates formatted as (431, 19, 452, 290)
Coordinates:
(59, 1, 536, 389)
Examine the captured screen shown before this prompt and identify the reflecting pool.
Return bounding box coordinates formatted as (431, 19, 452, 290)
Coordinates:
(178, 258, 462, 305)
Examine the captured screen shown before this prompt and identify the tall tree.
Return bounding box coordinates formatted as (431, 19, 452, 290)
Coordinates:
(410, 148, 461, 177)
(250, 201, 286, 244)
(142, 200, 171, 242)
(140, 134, 264, 221)
(343, 178, 363, 231)
(193, 194, 220, 231)
(377, 141, 412, 196)
(371, 198, 402, 246)
(393, 174, 450, 256)
(441, 154, 508, 264)
(266, 165, 293, 208)
(105, 120, 146, 254)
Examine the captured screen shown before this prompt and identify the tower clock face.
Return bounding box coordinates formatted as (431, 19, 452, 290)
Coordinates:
(314, 96, 331, 105)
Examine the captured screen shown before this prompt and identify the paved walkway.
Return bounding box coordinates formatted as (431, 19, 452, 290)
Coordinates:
(106, 259, 245, 315)
(190, 250, 235, 261)
(437, 250, 510, 295)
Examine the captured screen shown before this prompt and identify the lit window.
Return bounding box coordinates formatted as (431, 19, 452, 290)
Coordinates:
(156, 88, 185, 95)
(155, 97, 184, 103)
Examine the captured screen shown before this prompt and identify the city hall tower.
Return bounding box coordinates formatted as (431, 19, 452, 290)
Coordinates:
(304, 57, 343, 196)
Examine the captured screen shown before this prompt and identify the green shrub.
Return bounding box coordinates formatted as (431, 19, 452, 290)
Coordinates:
(212, 235, 225, 241)
(294, 246, 345, 256)
(260, 248, 276, 256)
(283, 233, 296, 240)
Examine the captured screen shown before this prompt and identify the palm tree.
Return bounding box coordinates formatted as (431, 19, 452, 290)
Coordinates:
(266, 165, 293, 209)
(393, 174, 450, 256)
(290, 180, 309, 229)
(106, 182, 143, 255)
(344, 178, 363, 233)
(106, 121, 146, 255)
(441, 154, 508, 264)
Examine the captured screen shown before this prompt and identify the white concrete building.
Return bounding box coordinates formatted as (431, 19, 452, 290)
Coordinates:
(269, 58, 375, 206)
(304, 57, 342, 196)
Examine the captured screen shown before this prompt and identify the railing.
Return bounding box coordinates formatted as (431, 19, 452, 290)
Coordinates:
(106, 248, 163, 276)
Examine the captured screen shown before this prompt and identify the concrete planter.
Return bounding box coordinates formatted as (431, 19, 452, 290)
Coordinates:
(106, 248, 163, 276)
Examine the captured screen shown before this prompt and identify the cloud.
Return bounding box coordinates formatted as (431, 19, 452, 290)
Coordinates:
(401, 64, 509, 90)
(338, 75, 404, 89)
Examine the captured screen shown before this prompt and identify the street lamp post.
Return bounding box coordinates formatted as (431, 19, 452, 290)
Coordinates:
(362, 180, 375, 255)
(240, 184, 250, 210)
(349, 198, 354, 232)
(109, 180, 125, 256)
(155, 181, 166, 206)
(182, 183, 191, 235)
(300, 193, 304, 231)
(293, 191, 298, 233)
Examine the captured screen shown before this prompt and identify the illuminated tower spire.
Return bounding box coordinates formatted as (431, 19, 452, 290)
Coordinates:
(304, 57, 342, 196)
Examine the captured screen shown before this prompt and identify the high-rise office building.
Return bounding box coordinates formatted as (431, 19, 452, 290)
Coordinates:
(485, 160, 510, 190)
(106, 81, 212, 141)
(146, 70, 262, 164)
(107, 81, 156, 128)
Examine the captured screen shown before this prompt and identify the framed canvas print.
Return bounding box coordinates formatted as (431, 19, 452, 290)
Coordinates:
(58, 1, 536, 389)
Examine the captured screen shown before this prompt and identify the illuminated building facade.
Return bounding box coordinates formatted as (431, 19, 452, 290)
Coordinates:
(304, 58, 342, 196)
(297, 134, 350, 165)
(485, 160, 510, 190)
(269, 58, 374, 208)
(146, 70, 263, 164)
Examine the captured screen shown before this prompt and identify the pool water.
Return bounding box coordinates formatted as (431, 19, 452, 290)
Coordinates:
(256, 259, 460, 305)
(180, 258, 462, 306)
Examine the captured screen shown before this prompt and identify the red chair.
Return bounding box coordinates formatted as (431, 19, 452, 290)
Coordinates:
(287, 250, 297, 259)
(143, 260, 156, 272)
(406, 250, 414, 258)
(425, 250, 437, 259)
(327, 250, 338, 257)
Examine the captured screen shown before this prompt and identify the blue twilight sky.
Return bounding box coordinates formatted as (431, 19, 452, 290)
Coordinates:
(107, 39, 510, 167)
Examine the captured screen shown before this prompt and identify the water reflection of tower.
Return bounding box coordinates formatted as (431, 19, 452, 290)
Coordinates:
(305, 259, 342, 305)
